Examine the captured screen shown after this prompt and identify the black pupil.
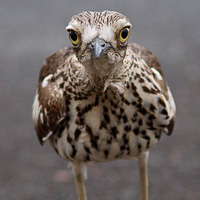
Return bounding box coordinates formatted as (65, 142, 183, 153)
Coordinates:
(70, 31, 77, 41)
(122, 28, 128, 39)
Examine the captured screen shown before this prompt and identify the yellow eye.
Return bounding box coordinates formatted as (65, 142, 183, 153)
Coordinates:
(119, 28, 130, 44)
(69, 30, 80, 46)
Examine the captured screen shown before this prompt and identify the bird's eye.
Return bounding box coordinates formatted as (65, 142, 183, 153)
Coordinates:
(119, 28, 130, 44)
(69, 30, 80, 46)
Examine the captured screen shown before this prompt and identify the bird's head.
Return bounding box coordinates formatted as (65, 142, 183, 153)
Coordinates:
(66, 11, 132, 77)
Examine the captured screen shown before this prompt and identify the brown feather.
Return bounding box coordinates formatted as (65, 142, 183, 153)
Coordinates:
(35, 48, 74, 144)
(129, 43, 169, 99)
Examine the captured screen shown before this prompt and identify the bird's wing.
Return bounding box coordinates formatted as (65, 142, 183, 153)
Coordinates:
(32, 47, 74, 144)
(129, 43, 169, 98)
(129, 43, 176, 135)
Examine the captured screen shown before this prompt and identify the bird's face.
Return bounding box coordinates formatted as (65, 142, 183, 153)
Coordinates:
(66, 11, 132, 75)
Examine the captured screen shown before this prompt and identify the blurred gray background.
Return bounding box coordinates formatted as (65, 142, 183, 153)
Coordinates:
(0, 0, 200, 199)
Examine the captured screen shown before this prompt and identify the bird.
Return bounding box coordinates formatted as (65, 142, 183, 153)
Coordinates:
(32, 11, 176, 200)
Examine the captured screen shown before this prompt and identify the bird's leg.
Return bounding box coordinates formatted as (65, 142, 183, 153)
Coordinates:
(138, 151, 149, 200)
(73, 164, 88, 200)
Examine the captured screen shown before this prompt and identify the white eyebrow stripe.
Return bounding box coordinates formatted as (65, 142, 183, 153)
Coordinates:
(66, 21, 78, 30)
(66, 24, 76, 30)
(82, 26, 98, 43)
(66, 24, 74, 30)
(98, 25, 115, 42)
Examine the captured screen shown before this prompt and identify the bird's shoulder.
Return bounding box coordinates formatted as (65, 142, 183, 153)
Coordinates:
(126, 43, 176, 135)
(39, 47, 75, 82)
(127, 43, 168, 98)
(33, 47, 76, 144)
(128, 43, 162, 72)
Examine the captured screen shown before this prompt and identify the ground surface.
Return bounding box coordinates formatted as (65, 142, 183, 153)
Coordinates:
(0, 0, 200, 199)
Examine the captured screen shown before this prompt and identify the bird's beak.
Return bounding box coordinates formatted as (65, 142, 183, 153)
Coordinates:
(89, 37, 110, 59)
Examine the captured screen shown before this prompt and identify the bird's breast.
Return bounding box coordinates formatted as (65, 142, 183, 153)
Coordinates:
(51, 86, 160, 163)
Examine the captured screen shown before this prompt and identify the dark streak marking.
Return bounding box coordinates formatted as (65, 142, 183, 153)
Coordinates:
(111, 126, 118, 139)
(104, 149, 109, 158)
(100, 121, 107, 129)
(104, 114, 110, 123)
(142, 86, 157, 94)
(137, 143, 142, 152)
(133, 127, 139, 135)
(71, 145, 77, 158)
(138, 119, 143, 126)
(161, 109, 168, 115)
(124, 125, 131, 132)
(103, 106, 108, 113)
(123, 115, 128, 123)
(158, 97, 166, 107)
(74, 128, 81, 140)
(143, 135, 150, 148)
(84, 145, 91, 154)
(86, 125, 98, 150)
(150, 104, 157, 112)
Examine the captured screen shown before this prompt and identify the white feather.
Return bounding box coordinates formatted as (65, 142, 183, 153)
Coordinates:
(117, 19, 132, 29)
(151, 68, 163, 80)
(99, 25, 115, 42)
(110, 81, 125, 94)
(42, 131, 53, 142)
(42, 74, 53, 88)
(40, 112, 44, 124)
(32, 91, 41, 126)
(82, 25, 98, 43)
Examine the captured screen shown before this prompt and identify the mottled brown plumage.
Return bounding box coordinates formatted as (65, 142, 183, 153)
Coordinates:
(32, 11, 176, 200)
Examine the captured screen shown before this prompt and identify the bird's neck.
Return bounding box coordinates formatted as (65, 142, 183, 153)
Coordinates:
(83, 59, 125, 92)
